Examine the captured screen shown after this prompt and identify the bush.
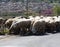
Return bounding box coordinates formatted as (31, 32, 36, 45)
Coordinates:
(24, 11, 39, 17)
(3, 28, 9, 35)
(0, 28, 9, 35)
(53, 6, 60, 16)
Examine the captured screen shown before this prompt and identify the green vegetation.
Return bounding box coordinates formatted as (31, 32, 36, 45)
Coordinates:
(53, 6, 60, 16)
(24, 10, 39, 17)
(3, 28, 9, 35)
(0, 28, 9, 35)
(0, 12, 23, 16)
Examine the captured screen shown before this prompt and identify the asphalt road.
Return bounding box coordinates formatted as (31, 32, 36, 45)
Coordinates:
(0, 33, 60, 47)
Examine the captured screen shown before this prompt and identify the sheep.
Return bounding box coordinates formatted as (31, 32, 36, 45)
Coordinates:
(5, 16, 60, 35)
(0, 17, 7, 28)
(0, 17, 5, 24)
(9, 18, 32, 35)
(14, 16, 25, 19)
(45, 17, 56, 33)
(5, 16, 25, 29)
(31, 18, 46, 35)
(55, 16, 60, 32)
(5, 18, 14, 29)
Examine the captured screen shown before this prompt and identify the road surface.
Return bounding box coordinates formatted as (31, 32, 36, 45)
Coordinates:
(0, 33, 60, 47)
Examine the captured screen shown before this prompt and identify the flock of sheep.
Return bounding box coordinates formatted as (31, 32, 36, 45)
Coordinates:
(0, 16, 60, 36)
